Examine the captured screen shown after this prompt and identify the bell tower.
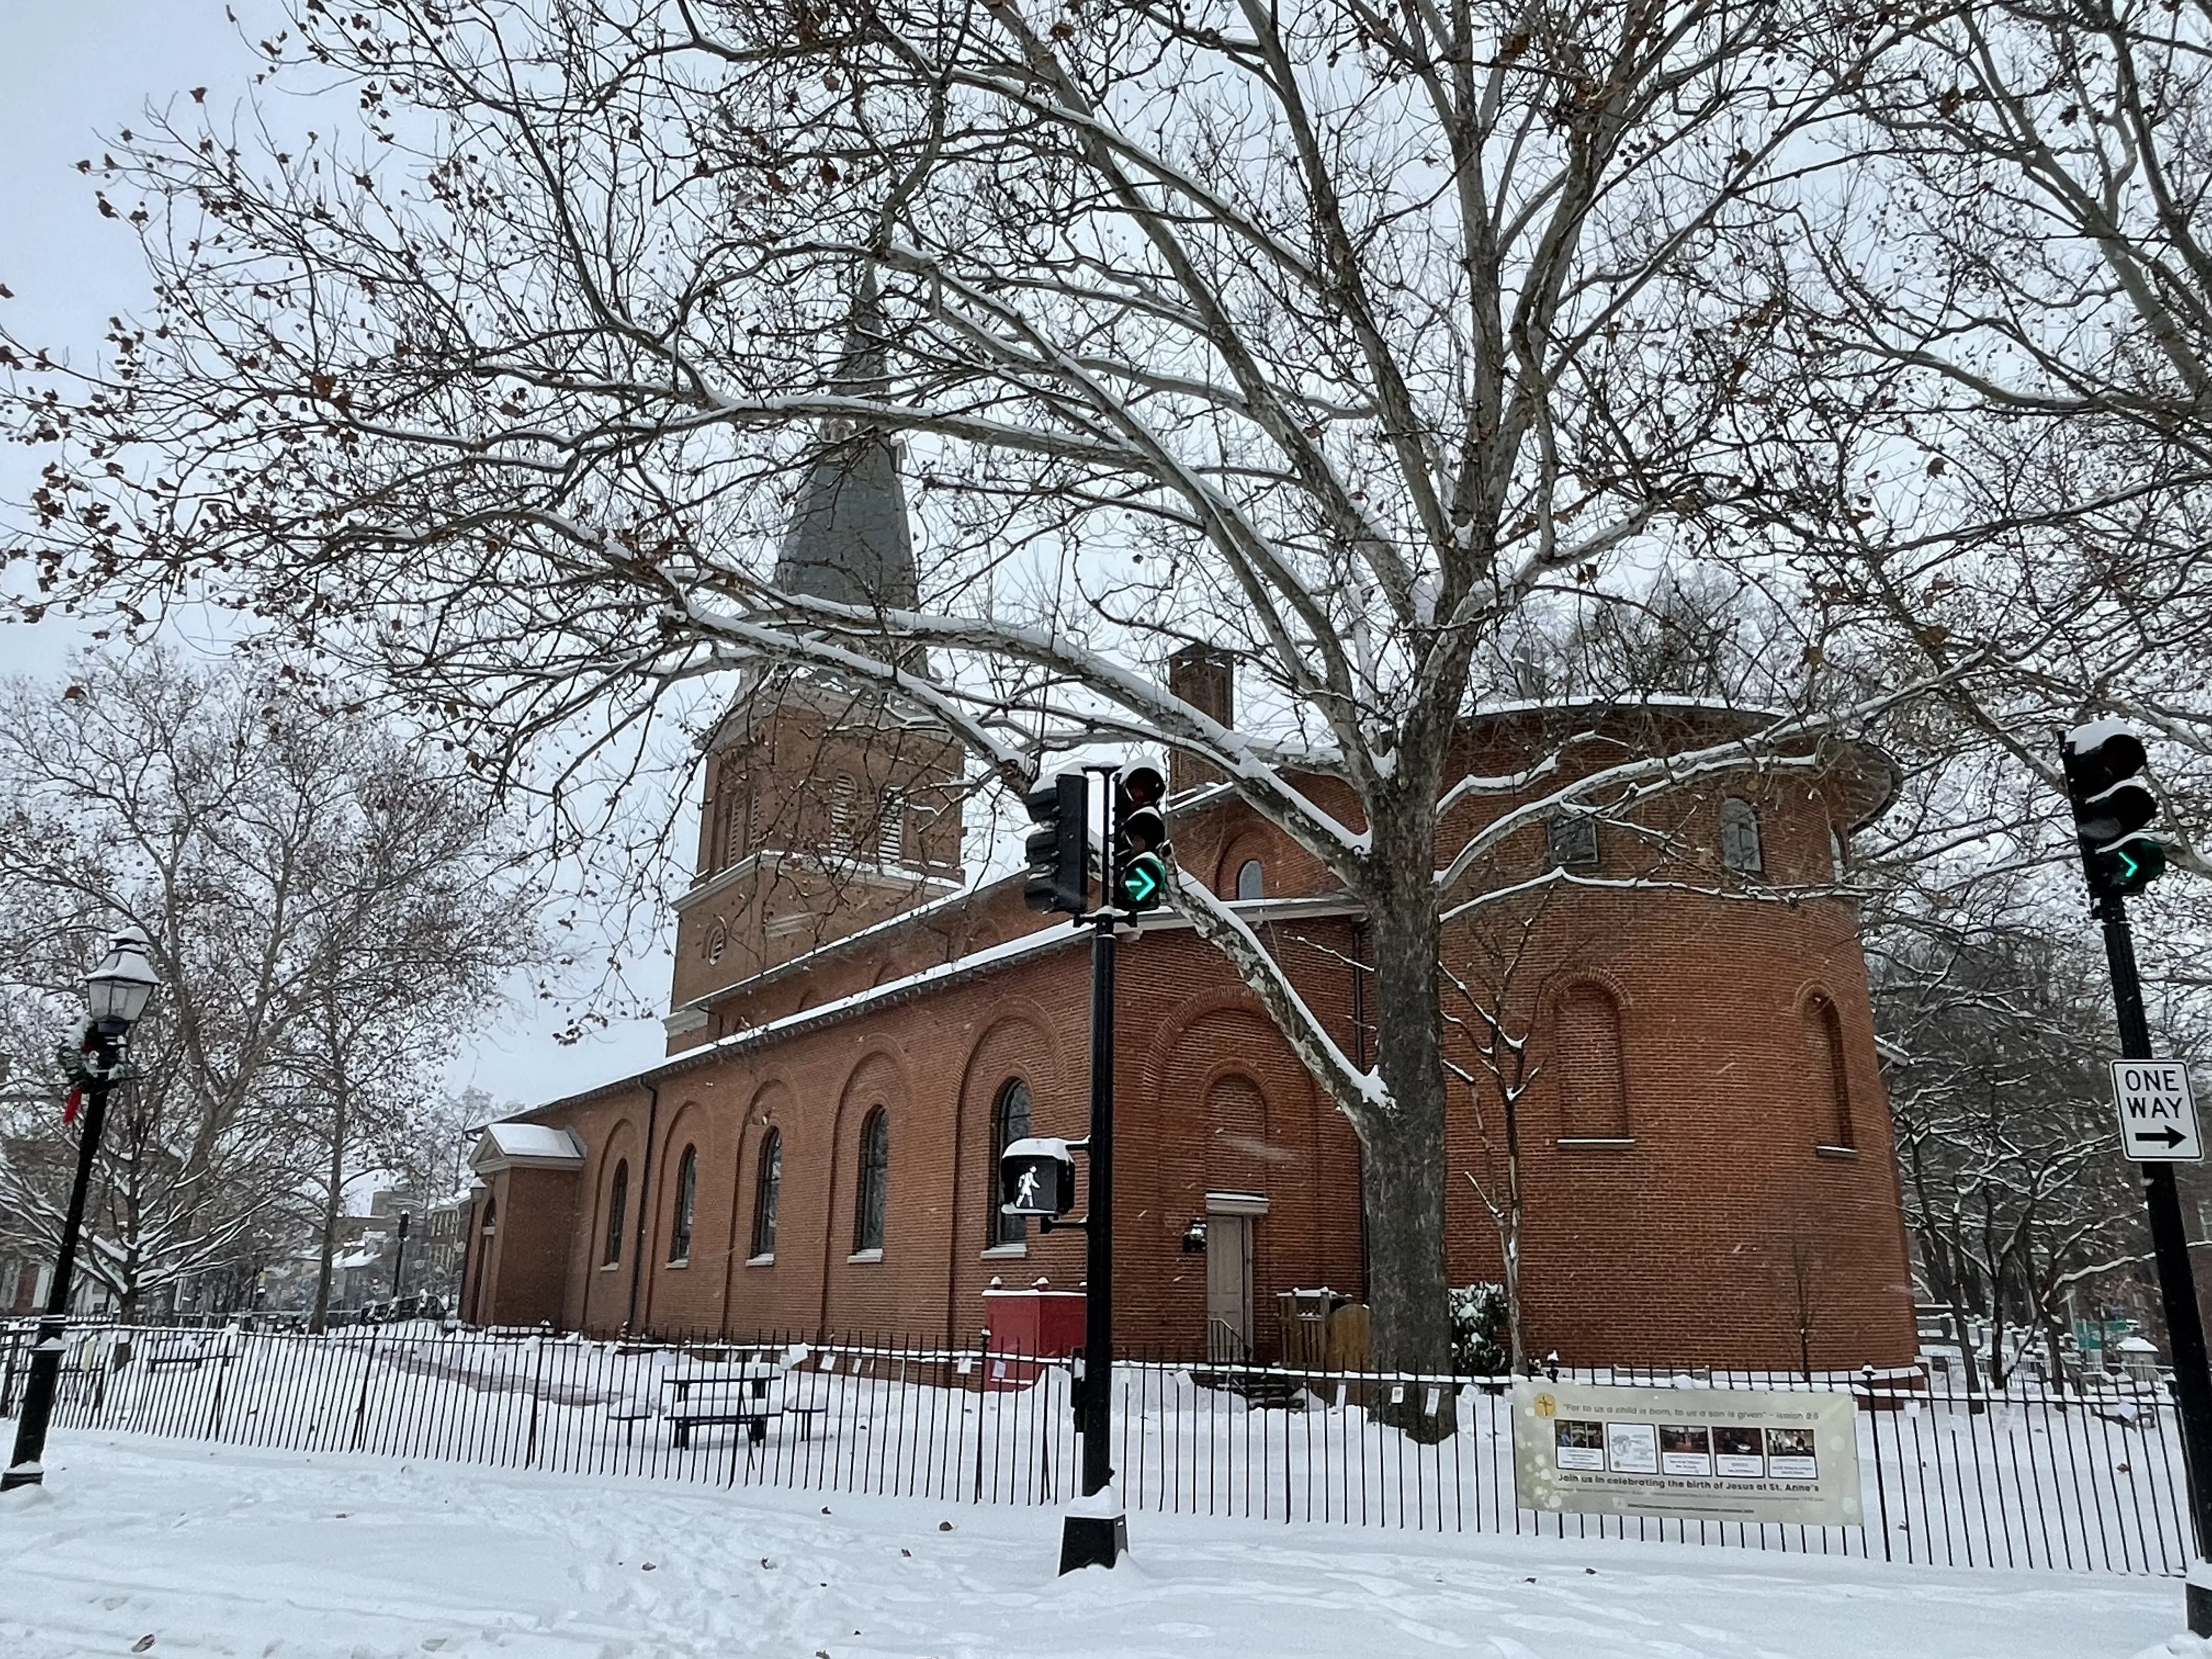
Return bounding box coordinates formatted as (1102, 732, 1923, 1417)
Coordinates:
(666, 285, 965, 1047)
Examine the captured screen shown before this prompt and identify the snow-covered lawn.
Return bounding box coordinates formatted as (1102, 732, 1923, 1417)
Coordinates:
(0, 1432, 2194, 1658)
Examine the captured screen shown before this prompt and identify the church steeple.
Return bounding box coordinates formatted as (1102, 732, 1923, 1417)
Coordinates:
(664, 276, 963, 1049)
(772, 272, 918, 616)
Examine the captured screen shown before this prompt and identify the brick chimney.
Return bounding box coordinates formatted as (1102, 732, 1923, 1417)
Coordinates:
(1166, 644, 1234, 797)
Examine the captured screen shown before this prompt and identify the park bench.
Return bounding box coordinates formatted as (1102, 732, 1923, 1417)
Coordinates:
(143, 1334, 212, 1370)
(605, 1395, 657, 1447)
(659, 1358, 828, 1448)
(665, 1379, 781, 1448)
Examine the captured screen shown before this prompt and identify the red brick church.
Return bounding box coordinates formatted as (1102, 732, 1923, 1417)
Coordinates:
(460, 394, 1919, 1372)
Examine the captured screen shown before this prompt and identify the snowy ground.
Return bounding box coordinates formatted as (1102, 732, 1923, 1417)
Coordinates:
(0, 1432, 2198, 1659)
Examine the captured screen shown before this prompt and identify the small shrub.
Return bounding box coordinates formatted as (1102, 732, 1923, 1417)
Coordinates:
(1450, 1282, 1509, 1376)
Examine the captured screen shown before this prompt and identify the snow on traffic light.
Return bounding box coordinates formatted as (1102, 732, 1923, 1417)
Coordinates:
(2063, 720, 2170, 897)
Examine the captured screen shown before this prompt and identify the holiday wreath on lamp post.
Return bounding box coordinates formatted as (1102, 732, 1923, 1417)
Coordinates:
(55, 1017, 105, 1126)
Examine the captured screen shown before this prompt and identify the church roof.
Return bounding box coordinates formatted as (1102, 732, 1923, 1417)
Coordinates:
(772, 275, 918, 614)
(515, 887, 1362, 1121)
(471, 1122, 586, 1172)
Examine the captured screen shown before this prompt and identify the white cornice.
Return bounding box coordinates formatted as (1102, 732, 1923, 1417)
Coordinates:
(674, 848, 962, 915)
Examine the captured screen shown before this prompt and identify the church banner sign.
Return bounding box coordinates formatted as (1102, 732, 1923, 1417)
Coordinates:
(1510, 1379, 1862, 1527)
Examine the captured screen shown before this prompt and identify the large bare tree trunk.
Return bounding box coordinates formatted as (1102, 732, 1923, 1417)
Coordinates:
(1360, 796, 1455, 1440)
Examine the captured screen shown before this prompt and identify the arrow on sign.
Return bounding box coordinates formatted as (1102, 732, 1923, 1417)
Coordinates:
(2133, 1125, 2190, 1151)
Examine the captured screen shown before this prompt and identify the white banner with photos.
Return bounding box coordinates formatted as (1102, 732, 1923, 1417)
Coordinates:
(1510, 1379, 1863, 1527)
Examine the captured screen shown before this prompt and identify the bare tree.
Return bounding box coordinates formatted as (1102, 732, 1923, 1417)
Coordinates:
(1869, 902, 2184, 1390)
(1753, 0, 2212, 862)
(4, 0, 1948, 1407)
(1777, 1216, 1823, 1383)
(0, 650, 545, 1321)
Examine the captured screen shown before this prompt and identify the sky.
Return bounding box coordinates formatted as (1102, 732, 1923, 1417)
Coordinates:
(0, 2, 673, 1115)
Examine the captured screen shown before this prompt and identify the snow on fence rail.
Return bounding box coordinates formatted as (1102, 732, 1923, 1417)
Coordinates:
(0, 1319, 2187, 1576)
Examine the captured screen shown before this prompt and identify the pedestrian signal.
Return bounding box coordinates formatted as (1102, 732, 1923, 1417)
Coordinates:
(999, 1137, 1076, 1217)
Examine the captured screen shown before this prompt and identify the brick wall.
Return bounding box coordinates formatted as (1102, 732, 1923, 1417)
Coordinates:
(474, 706, 1917, 1368)
(469, 1166, 578, 1327)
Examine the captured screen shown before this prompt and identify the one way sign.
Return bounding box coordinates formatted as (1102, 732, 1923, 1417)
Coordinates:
(2111, 1060, 2203, 1163)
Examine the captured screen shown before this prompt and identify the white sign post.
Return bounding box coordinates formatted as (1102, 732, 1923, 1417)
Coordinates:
(2112, 1060, 2203, 1163)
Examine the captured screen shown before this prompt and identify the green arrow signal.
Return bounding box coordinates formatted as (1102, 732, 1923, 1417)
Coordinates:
(2095, 836, 2169, 894)
(1120, 852, 1166, 910)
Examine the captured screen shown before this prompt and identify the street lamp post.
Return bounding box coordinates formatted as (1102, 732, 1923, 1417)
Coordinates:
(3, 926, 159, 1492)
(390, 1212, 411, 1302)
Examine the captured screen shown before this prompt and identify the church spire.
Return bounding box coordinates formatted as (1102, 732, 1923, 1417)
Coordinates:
(773, 270, 919, 614)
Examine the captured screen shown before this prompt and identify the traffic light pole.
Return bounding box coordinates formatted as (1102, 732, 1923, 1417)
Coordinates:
(2097, 889, 2212, 1631)
(1058, 909, 1125, 1573)
(1024, 759, 1158, 1572)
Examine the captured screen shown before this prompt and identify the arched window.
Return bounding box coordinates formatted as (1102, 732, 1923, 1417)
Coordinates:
(992, 1079, 1033, 1246)
(1556, 983, 1629, 1139)
(1807, 995, 1854, 1148)
(1720, 797, 1763, 874)
(1828, 825, 1847, 882)
(601, 1161, 628, 1267)
(749, 1129, 781, 1260)
(470, 1198, 498, 1323)
(1205, 1074, 1271, 1193)
(706, 920, 728, 965)
(1235, 859, 1265, 900)
(668, 1144, 698, 1263)
(853, 1107, 890, 1255)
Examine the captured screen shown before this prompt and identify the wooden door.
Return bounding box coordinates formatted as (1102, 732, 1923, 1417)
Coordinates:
(1205, 1212, 1253, 1362)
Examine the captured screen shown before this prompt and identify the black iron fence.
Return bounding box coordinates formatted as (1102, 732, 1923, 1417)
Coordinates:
(0, 1319, 2188, 1576)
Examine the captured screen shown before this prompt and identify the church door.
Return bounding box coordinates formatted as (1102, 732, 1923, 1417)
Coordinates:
(1205, 1212, 1253, 1363)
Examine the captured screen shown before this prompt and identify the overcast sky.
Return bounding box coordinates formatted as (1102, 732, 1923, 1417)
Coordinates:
(0, 3, 673, 1117)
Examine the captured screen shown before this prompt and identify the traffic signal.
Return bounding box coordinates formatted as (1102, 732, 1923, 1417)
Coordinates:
(1024, 771, 1090, 915)
(2062, 721, 2170, 897)
(1111, 763, 1170, 912)
(998, 1136, 1076, 1217)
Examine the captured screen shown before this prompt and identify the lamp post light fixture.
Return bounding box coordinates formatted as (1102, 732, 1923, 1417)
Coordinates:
(3, 925, 159, 1492)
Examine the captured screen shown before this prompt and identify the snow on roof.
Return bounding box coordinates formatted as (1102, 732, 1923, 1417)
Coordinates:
(694, 926, 1074, 1060)
(528, 923, 1090, 1115)
(475, 1122, 586, 1168)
